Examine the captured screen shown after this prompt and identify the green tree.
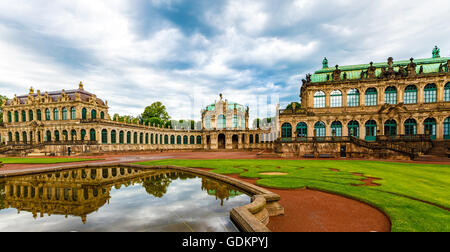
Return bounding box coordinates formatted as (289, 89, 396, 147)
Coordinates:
(0, 95, 8, 123)
(285, 102, 301, 110)
(141, 102, 170, 124)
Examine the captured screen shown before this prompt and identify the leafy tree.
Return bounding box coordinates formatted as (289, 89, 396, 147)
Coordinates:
(142, 174, 172, 198)
(141, 102, 170, 124)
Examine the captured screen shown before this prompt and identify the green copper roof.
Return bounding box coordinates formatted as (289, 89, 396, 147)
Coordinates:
(311, 57, 449, 83)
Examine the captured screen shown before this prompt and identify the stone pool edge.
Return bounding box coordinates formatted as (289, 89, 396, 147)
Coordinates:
(0, 162, 285, 233)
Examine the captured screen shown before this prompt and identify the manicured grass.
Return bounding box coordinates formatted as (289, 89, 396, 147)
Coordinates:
(135, 159, 450, 232)
(0, 157, 100, 164)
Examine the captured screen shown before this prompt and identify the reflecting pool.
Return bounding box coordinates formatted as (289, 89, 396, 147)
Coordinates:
(0, 167, 250, 232)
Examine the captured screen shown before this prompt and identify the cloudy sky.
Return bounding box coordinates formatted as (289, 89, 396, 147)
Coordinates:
(0, 0, 449, 121)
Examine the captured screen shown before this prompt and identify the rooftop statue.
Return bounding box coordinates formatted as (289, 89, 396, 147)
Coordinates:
(432, 46, 440, 58)
(322, 57, 328, 69)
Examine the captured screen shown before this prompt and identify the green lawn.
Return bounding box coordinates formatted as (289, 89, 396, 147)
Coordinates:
(135, 159, 450, 232)
(0, 157, 100, 164)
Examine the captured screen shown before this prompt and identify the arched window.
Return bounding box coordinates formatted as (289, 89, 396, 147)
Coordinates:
(62, 107, 68, 120)
(62, 130, 68, 141)
(365, 120, 377, 141)
(140, 133, 143, 144)
(281, 123, 292, 139)
(160, 135, 162, 145)
(82, 108, 87, 119)
(91, 109, 97, 119)
(423, 118, 436, 140)
(384, 120, 397, 136)
(21, 110, 26, 122)
(445, 83, 450, 102)
(385, 86, 397, 104)
(8, 132, 12, 142)
(119, 131, 124, 144)
(7, 111, 11, 123)
(331, 121, 342, 137)
(45, 109, 50, 120)
(71, 107, 76, 119)
(53, 108, 59, 120)
(424, 84, 437, 103)
(330, 90, 342, 107)
(36, 109, 41, 121)
(151, 134, 154, 144)
(14, 111, 19, 122)
(177, 135, 181, 144)
(71, 130, 77, 141)
(155, 134, 158, 144)
(190, 136, 195, 145)
(134, 132, 138, 144)
(54, 130, 60, 142)
(255, 134, 259, 143)
(101, 129, 108, 144)
(314, 122, 326, 137)
(197, 136, 202, 144)
(100, 111, 105, 119)
(183, 135, 188, 144)
(444, 118, 450, 140)
(404, 85, 417, 104)
(217, 115, 225, 129)
(249, 135, 254, 144)
(296, 122, 307, 138)
(404, 119, 417, 136)
(314, 91, 326, 108)
(347, 89, 360, 107)
(46, 131, 51, 142)
(28, 110, 33, 121)
(145, 133, 149, 144)
(348, 121, 359, 137)
(81, 129, 86, 141)
(365, 88, 377, 106)
(22, 131, 27, 143)
(164, 135, 169, 145)
(170, 135, 175, 144)
(90, 129, 96, 141)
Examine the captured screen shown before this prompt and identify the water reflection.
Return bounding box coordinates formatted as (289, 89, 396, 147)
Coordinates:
(0, 167, 250, 232)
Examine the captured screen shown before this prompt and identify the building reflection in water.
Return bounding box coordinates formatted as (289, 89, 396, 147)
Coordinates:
(0, 167, 245, 224)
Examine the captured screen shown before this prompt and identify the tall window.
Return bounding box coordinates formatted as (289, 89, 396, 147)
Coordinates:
(134, 132, 138, 144)
(330, 90, 342, 107)
(28, 110, 33, 121)
(45, 109, 51, 120)
(53, 108, 59, 120)
(385, 86, 397, 104)
(444, 83, 450, 102)
(314, 122, 326, 137)
(423, 118, 436, 140)
(119, 131, 124, 144)
(62, 130, 68, 141)
(37, 109, 41, 121)
(365, 120, 377, 141)
(217, 115, 225, 129)
(404, 85, 417, 104)
(170, 135, 175, 144)
(177, 135, 181, 144)
(365, 88, 377, 106)
(164, 135, 169, 145)
(46, 131, 51, 142)
(91, 109, 97, 119)
(384, 120, 397, 136)
(81, 129, 86, 141)
(190, 136, 195, 145)
(183, 135, 188, 144)
(7, 111, 11, 123)
(62, 107, 68, 120)
(197, 136, 202, 144)
(127, 132, 131, 144)
(331, 121, 342, 136)
(404, 119, 417, 136)
(111, 130, 117, 144)
(205, 116, 211, 129)
(444, 117, 450, 140)
(281, 123, 292, 139)
(90, 129, 96, 141)
(82, 108, 87, 119)
(347, 89, 360, 107)
(232, 115, 238, 128)
(71, 107, 76, 119)
(21, 110, 26, 122)
(100, 112, 105, 119)
(296, 122, 307, 137)
(424, 84, 437, 103)
(314, 91, 326, 108)
(71, 130, 77, 141)
(54, 130, 60, 142)
(102, 130, 108, 144)
(14, 111, 19, 122)
(348, 121, 359, 137)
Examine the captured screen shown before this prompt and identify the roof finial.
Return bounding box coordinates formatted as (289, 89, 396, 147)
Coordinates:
(79, 81, 84, 90)
(219, 93, 223, 100)
(29, 86, 34, 94)
(432, 46, 440, 58)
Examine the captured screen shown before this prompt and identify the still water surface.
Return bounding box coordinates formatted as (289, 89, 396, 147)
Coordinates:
(0, 167, 250, 232)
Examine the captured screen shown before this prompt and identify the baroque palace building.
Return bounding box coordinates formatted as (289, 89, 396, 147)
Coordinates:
(0, 82, 271, 156)
(277, 47, 450, 159)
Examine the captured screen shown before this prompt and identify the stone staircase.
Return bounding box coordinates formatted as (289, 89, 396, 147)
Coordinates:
(416, 141, 450, 161)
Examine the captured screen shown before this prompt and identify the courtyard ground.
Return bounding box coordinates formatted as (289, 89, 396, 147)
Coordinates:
(1, 151, 449, 232)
